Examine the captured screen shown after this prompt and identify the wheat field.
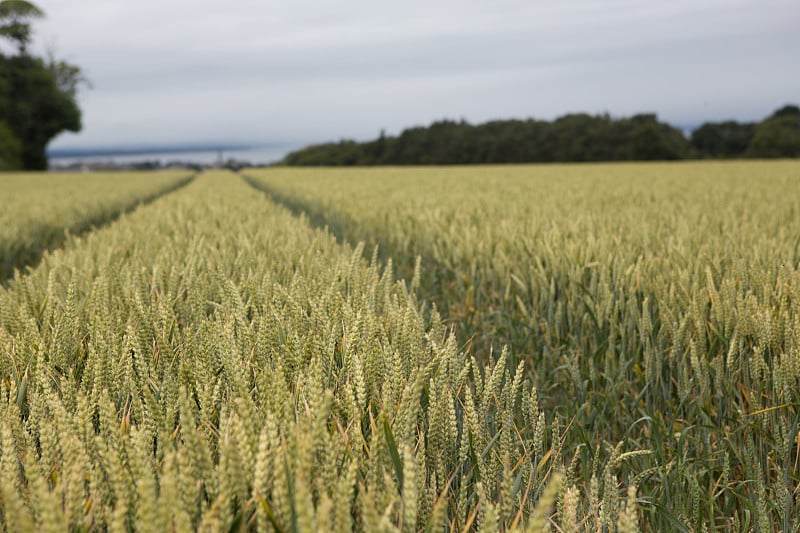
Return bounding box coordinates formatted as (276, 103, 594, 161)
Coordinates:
(247, 161, 800, 531)
(1, 162, 799, 531)
(0, 171, 193, 281)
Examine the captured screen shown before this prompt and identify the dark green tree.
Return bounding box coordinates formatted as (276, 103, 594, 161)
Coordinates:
(746, 105, 800, 158)
(0, 55, 82, 169)
(0, 118, 21, 168)
(0, 0, 43, 54)
(625, 114, 689, 160)
(0, 0, 85, 170)
(281, 108, 799, 166)
(690, 121, 755, 158)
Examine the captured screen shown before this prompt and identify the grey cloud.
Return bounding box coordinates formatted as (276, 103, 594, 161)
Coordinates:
(34, 0, 800, 148)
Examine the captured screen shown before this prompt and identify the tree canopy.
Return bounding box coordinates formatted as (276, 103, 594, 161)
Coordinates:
(689, 121, 755, 158)
(746, 105, 800, 158)
(283, 105, 800, 166)
(0, 0, 84, 170)
(0, 119, 21, 169)
(283, 113, 691, 166)
(0, 0, 43, 54)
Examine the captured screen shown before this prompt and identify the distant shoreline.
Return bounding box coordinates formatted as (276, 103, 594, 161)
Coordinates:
(47, 144, 302, 170)
(47, 143, 285, 159)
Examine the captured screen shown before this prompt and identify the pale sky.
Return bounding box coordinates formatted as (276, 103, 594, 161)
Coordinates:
(28, 0, 800, 149)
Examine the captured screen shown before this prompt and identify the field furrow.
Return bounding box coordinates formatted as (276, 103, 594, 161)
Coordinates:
(0, 171, 194, 282)
(0, 171, 582, 531)
(246, 161, 800, 530)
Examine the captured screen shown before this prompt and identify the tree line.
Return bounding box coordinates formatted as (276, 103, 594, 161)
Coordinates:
(0, 0, 85, 170)
(283, 105, 800, 166)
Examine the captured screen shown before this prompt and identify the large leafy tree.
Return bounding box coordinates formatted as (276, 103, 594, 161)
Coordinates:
(0, 119, 20, 168)
(0, 0, 43, 54)
(746, 105, 800, 158)
(0, 0, 85, 170)
(690, 121, 755, 158)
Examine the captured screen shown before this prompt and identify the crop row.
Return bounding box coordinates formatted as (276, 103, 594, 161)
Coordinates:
(246, 161, 800, 530)
(0, 171, 194, 282)
(0, 171, 635, 531)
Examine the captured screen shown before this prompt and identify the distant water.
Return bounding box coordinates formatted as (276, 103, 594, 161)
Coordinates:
(49, 145, 299, 168)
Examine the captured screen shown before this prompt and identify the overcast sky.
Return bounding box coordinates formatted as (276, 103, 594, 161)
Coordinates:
(28, 0, 800, 149)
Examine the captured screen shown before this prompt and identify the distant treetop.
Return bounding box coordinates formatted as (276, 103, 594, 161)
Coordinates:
(770, 105, 800, 119)
(282, 105, 800, 166)
(0, 0, 44, 54)
(0, 0, 87, 170)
